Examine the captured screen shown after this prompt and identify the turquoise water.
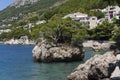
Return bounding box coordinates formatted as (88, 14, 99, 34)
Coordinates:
(0, 43, 108, 80)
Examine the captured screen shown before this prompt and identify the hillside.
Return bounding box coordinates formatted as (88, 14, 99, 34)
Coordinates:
(41, 0, 120, 20)
(10, 0, 39, 7)
(0, 0, 119, 25)
(0, 0, 67, 25)
(0, 0, 120, 42)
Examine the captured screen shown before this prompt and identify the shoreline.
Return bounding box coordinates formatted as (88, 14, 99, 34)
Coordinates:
(2, 40, 116, 51)
(0, 41, 3, 43)
(83, 40, 115, 51)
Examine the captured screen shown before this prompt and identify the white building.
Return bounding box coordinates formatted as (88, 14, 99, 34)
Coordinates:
(28, 23, 34, 28)
(101, 6, 120, 22)
(63, 12, 98, 29)
(63, 12, 88, 21)
(0, 30, 3, 34)
(0, 29, 11, 34)
(4, 29, 11, 33)
(36, 20, 46, 25)
(89, 16, 98, 29)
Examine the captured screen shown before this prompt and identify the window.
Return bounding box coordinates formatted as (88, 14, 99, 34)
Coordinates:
(92, 18, 95, 20)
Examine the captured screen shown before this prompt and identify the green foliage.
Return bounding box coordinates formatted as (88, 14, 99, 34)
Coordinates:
(41, 0, 120, 20)
(91, 11, 105, 19)
(1, 0, 120, 43)
(28, 16, 39, 23)
(89, 21, 114, 40)
(0, 0, 63, 22)
(36, 17, 88, 45)
(11, 27, 30, 39)
(0, 27, 30, 40)
(111, 27, 120, 43)
(30, 25, 41, 40)
(0, 32, 12, 41)
(17, 20, 27, 26)
(40, 8, 59, 20)
(113, 18, 120, 27)
(111, 18, 120, 43)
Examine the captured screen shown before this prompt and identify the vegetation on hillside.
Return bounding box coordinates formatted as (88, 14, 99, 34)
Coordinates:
(40, 0, 120, 20)
(88, 21, 114, 40)
(38, 17, 88, 45)
(0, 0, 120, 45)
(0, 0, 65, 23)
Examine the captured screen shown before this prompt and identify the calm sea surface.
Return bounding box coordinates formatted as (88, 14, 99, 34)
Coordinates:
(0, 43, 108, 80)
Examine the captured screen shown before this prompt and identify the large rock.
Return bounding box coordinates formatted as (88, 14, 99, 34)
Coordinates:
(32, 42, 84, 63)
(111, 66, 120, 79)
(10, 0, 38, 8)
(67, 51, 117, 80)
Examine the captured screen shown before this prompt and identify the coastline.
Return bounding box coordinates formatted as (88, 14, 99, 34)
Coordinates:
(67, 51, 120, 80)
(4, 38, 35, 45)
(83, 40, 115, 51)
(0, 41, 3, 43)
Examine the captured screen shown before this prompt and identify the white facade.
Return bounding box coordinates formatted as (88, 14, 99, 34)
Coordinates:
(28, 23, 34, 28)
(36, 20, 46, 25)
(89, 16, 98, 29)
(63, 12, 98, 29)
(101, 6, 120, 22)
(63, 12, 88, 21)
(0, 29, 11, 34)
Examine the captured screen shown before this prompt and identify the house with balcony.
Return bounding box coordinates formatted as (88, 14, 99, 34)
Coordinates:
(63, 12, 88, 22)
(101, 6, 120, 22)
(63, 12, 98, 29)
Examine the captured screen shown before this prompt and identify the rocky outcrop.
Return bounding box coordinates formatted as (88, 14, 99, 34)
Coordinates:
(4, 36, 35, 45)
(10, 0, 67, 8)
(10, 0, 38, 8)
(50, 0, 68, 8)
(32, 41, 84, 62)
(111, 66, 120, 79)
(67, 51, 120, 80)
(83, 40, 115, 51)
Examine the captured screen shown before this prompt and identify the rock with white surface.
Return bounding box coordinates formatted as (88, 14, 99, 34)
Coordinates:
(67, 51, 117, 80)
(32, 41, 84, 62)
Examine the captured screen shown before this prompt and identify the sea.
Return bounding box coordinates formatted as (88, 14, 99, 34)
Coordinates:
(0, 43, 108, 80)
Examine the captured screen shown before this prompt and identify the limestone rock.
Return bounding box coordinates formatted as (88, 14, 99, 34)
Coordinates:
(4, 36, 35, 45)
(67, 51, 116, 80)
(10, 0, 38, 8)
(111, 66, 120, 78)
(32, 42, 84, 62)
(83, 40, 115, 51)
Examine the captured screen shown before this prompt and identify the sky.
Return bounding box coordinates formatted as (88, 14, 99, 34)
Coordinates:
(0, 0, 14, 11)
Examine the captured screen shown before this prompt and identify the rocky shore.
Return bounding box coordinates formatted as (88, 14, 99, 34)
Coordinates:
(67, 51, 120, 80)
(32, 39, 120, 79)
(4, 36, 35, 45)
(32, 41, 84, 62)
(83, 40, 115, 51)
